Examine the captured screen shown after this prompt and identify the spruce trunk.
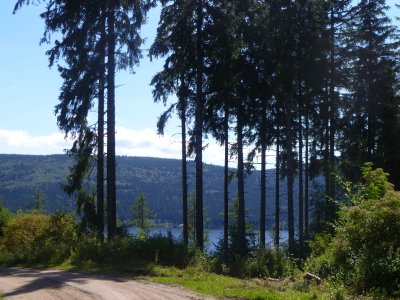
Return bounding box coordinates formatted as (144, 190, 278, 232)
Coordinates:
(260, 101, 267, 247)
(180, 92, 188, 247)
(305, 110, 309, 239)
(97, 17, 105, 240)
(195, 0, 204, 250)
(107, 0, 117, 239)
(223, 106, 229, 259)
(275, 111, 280, 247)
(286, 99, 295, 253)
(237, 106, 246, 257)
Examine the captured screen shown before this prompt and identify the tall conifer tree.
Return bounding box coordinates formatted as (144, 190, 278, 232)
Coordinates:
(341, 0, 400, 187)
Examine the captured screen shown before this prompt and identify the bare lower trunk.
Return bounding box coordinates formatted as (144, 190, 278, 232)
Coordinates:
(97, 18, 105, 241)
(223, 106, 229, 259)
(107, 0, 116, 239)
(237, 106, 246, 257)
(305, 110, 309, 239)
(298, 90, 304, 251)
(286, 99, 295, 253)
(275, 114, 280, 247)
(260, 101, 267, 247)
(195, 0, 204, 250)
(181, 97, 188, 247)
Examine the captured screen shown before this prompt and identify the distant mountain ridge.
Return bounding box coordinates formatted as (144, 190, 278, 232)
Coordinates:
(0, 154, 310, 228)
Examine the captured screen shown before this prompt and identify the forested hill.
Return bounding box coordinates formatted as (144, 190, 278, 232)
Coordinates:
(0, 154, 308, 228)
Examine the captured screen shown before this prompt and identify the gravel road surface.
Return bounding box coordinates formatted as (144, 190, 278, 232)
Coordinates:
(0, 268, 212, 299)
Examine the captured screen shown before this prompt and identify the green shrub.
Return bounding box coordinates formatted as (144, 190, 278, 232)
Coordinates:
(0, 211, 76, 264)
(0, 204, 12, 237)
(244, 247, 294, 278)
(129, 233, 192, 267)
(308, 165, 400, 296)
(331, 190, 400, 294)
(70, 233, 193, 268)
(211, 244, 297, 279)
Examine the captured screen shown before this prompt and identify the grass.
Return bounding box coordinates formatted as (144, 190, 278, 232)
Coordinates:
(32, 259, 328, 300)
(6, 258, 391, 300)
(150, 265, 329, 300)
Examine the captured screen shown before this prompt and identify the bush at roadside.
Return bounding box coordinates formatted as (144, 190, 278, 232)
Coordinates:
(0, 211, 76, 265)
(307, 165, 400, 296)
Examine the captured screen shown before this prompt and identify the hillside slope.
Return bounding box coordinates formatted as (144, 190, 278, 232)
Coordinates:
(0, 154, 313, 228)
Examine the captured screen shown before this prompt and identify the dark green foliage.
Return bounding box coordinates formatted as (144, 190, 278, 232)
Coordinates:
(0, 211, 76, 265)
(149, 0, 194, 249)
(71, 233, 192, 268)
(212, 194, 255, 276)
(340, 0, 400, 188)
(307, 164, 400, 295)
(63, 128, 98, 231)
(130, 193, 153, 237)
(0, 155, 76, 213)
(213, 241, 295, 279)
(0, 201, 12, 238)
(0, 154, 313, 228)
(227, 194, 255, 259)
(0, 210, 192, 269)
(244, 247, 295, 279)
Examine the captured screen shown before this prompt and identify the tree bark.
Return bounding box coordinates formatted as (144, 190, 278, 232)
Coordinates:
(298, 86, 304, 250)
(260, 100, 267, 247)
(107, 0, 117, 239)
(275, 110, 280, 247)
(223, 105, 229, 259)
(97, 11, 106, 241)
(180, 81, 188, 247)
(305, 108, 309, 239)
(286, 97, 295, 253)
(329, 8, 336, 200)
(237, 105, 246, 257)
(195, 0, 204, 250)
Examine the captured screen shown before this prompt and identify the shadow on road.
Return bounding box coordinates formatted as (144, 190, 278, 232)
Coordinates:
(0, 267, 126, 298)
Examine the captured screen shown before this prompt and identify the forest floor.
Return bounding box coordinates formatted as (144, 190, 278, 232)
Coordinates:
(0, 267, 214, 300)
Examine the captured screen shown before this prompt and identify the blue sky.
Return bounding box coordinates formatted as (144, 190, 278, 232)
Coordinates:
(0, 1, 170, 134)
(0, 1, 398, 166)
(0, 2, 207, 162)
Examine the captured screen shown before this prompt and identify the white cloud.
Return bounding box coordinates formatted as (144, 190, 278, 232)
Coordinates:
(115, 127, 182, 159)
(115, 127, 228, 167)
(0, 127, 230, 167)
(0, 129, 69, 155)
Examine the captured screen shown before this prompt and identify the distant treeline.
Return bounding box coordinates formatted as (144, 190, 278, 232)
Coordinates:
(0, 154, 318, 228)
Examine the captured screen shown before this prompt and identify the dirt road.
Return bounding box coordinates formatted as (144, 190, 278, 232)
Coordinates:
(0, 268, 212, 299)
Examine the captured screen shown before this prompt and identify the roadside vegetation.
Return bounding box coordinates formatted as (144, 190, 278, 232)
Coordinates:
(1, 165, 399, 299)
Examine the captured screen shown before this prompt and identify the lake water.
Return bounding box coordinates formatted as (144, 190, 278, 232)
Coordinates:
(129, 227, 289, 253)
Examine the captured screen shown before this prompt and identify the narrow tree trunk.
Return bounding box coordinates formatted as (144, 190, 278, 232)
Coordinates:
(286, 99, 295, 254)
(107, 0, 117, 239)
(180, 88, 188, 247)
(223, 105, 229, 260)
(304, 109, 309, 239)
(329, 8, 336, 200)
(195, 0, 204, 251)
(260, 100, 267, 247)
(97, 12, 106, 241)
(296, 0, 305, 252)
(237, 105, 246, 257)
(366, 20, 374, 163)
(275, 109, 280, 248)
(141, 206, 144, 230)
(298, 87, 304, 251)
(324, 86, 330, 221)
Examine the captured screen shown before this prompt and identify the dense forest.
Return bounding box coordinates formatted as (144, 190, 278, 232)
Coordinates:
(0, 154, 314, 228)
(2, 0, 400, 297)
(11, 0, 400, 253)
